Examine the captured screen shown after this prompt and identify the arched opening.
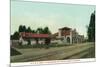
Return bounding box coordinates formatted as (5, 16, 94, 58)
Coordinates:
(67, 37, 70, 43)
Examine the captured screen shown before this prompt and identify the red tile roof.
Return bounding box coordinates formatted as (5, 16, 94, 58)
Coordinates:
(20, 32, 50, 38)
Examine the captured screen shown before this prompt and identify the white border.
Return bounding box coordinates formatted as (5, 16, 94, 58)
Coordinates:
(11, 58, 96, 67)
(10, 1, 96, 67)
(22, 0, 96, 5)
(0, 0, 98, 67)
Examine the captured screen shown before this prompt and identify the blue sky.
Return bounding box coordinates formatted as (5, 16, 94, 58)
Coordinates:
(11, 0, 95, 37)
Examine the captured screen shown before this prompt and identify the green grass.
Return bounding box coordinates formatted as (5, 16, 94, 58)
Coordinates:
(13, 43, 70, 49)
(81, 46, 95, 58)
(10, 47, 22, 56)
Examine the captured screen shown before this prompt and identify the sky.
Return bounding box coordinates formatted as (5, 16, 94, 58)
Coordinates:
(11, 0, 95, 37)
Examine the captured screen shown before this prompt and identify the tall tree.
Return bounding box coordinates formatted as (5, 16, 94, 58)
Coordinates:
(18, 25, 23, 32)
(87, 11, 95, 42)
(43, 27, 51, 46)
(23, 25, 27, 32)
(35, 28, 43, 44)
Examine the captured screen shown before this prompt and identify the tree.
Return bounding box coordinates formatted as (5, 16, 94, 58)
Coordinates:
(18, 25, 27, 32)
(45, 38, 51, 49)
(35, 28, 42, 44)
(36, 27, 44, 34)
(27, 39, 31, 45)
(23, 25, 27, 32)
(43, 27, 51, 47)
(10, 35, 13, 40)
(32, 30, 36, 33)
(87, 11, 95, 42)
(43, 27, 51, 34)
(26, 27, 32, 33)
(18, 25, 23, 32)
(11, 31, 20, 40)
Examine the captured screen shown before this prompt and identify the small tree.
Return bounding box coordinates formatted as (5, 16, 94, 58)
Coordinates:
(27, 39, 31, 45)
(45, 38, 51, 49)
(18, 25, 23, 32)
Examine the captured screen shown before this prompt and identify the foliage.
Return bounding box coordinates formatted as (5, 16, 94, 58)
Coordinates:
(27, 39, 31, 45)
(26, 27, 32, 33)
(87, 11, 95, 42)
(18, 25, 26, 32)
(11, 31, 20, 40)
(43, 27, 51, 34)
(11, 25, 52, 46)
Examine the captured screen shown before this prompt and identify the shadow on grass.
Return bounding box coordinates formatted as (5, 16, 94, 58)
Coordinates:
(11, 47, 22, 56)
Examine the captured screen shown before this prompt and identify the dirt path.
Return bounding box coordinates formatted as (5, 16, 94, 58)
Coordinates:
(11, 42, 95, 62)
